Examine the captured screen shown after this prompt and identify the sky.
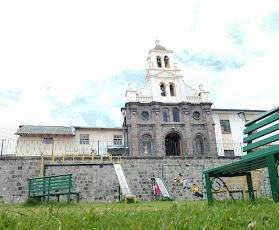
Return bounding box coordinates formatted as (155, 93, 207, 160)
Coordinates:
(0, 0, 279, 139)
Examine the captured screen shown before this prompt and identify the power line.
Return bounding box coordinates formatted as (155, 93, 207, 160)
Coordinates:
(0, 128, 17, 131)
(0, 131, 16, 135)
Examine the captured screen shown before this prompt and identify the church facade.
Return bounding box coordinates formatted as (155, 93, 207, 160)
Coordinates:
(124, 40, 217, 157)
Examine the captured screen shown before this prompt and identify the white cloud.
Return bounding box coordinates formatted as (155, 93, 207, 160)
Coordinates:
(0, 0, 279, 139)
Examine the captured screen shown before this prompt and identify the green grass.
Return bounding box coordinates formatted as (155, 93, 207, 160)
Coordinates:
(0, 198, 279, 229)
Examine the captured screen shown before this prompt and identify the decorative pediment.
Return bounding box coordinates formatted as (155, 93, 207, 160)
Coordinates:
(154, 71, 179, 78)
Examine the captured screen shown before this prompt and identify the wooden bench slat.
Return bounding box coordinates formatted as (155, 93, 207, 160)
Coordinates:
(205, 155, 267, 175)
(243, 134, 279, 152)
(245, 106, 279, 127)
(244, 123, 279, 143)
(29, 174, 72, 180)
(210, 160, 266, 177)
(243, 144, 279, 160)
(244, 113, 279, 134)
(28, 174, 79, 203)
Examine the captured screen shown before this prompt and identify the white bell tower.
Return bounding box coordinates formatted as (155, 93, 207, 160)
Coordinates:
(126, 40, 210, 104)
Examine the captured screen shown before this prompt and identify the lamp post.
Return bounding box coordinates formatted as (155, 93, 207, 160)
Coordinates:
(121, 107, 126, 156)
(238, 111, 246, 156)
(238, 111, 246, 121)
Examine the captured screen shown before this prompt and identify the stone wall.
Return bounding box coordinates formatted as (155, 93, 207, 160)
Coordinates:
(0, 156, 270, 203)
(125, 101, 218, 157)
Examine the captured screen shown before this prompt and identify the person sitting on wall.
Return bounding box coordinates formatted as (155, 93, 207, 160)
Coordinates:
(190, 184, 203, 198)
(174, 173, 191, 190)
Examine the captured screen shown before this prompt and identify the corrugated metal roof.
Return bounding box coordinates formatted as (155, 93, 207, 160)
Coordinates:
(15, 125, 75, 135)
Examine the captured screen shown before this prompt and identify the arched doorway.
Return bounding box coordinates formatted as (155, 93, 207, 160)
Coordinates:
(165, 133, 183, 156)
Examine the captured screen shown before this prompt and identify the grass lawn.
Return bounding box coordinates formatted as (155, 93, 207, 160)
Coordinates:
(0, 198, 279, 229)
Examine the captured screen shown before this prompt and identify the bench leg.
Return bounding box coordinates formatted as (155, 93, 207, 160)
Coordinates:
(205, 172, 213, 205)
(266, 155, 279, 202)
(246, 172, 255, 201)
(68, 192, 70, 204)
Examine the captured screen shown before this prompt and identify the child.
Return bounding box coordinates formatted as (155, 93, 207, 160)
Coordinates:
(152, 181, 157, 200)
(176, 173, 191, 190)
(190, 184, 203, 198)
(152, 181, 161, 200)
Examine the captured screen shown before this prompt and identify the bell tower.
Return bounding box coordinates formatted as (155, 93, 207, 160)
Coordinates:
(124, 40, 217, 157)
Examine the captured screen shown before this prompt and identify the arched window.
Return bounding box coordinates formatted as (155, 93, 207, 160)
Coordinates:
(160, 84, 166, 96)
(169, 83, 175, 96)
(195, 135, 204, 155)
(163, 109, 170, 122)
(157, 56, 162, 68)
(164, 56, 170, 68)
(140, 135, 152, 156)
(173, 108, 180, 122)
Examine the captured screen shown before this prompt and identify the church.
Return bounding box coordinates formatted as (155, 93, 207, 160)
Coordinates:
(12, 41, 265, 157)
(124, 40, 217, 157)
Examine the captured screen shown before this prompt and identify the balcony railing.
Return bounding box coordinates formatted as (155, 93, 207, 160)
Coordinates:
(137, 96, 153, 103)
(186, 96, 202, 103)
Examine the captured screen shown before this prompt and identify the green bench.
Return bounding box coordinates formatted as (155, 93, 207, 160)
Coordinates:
(204, 106, 279, 204)
(28, 174, 80, 203)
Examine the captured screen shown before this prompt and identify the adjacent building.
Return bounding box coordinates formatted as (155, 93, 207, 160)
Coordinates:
(14, 125, 124, 156)
(212, 109, 266, 156)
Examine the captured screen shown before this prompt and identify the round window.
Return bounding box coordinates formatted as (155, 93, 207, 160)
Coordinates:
(193, 111, 201, 120)
(141, 111, 149, 120)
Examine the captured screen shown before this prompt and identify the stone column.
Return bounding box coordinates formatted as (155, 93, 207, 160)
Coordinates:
(203, 104, 217, 155)
(152, 104, 163, 156)
(182, 104, 194, 156)
(126, 104, 139, 157)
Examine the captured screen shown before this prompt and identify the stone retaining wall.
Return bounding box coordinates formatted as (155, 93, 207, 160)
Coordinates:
(0, 156, 270, 203)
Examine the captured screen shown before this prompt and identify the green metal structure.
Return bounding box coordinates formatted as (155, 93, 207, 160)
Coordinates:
(28, 174, 79, 203)
(204, 106, 279, 204)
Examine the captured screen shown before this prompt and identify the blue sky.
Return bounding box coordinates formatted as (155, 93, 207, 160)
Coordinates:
(0, 0, 279, 138)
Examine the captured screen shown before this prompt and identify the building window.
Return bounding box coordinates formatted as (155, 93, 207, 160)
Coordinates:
(173, 108, 180, 122)
(157, 56, 162, 68)
(220, 120, 231, 132)
(80, 134, 89, 145)
(43, 138, 53, 144)
(163, 109, 170, 122)
(170, 84, 175, 96)
(224, 150, 234, 156)
(160, 84, 166, 96)
(164, 55, 170, 68)
(195, 135, 204, 155)
(113, 135, 122, 145)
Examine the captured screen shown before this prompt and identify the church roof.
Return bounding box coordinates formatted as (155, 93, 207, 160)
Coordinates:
(153, 39, 166, 50)
(153, 44, 166, 50)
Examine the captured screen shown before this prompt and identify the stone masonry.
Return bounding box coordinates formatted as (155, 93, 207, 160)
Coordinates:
(126, 101, 217, 157)
(0, 156, 271, 203)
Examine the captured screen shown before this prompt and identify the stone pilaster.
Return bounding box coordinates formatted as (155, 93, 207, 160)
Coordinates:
(152, 104, 163, 156)
(203, 103, 218, 155)
(182, 104, 193, 156)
